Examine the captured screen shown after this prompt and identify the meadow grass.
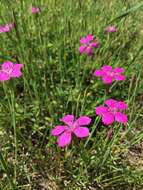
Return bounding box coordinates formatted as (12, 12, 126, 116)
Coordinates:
(0, 0, 143, 189)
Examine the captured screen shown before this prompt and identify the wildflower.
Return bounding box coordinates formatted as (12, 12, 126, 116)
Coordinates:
(0, 23, 14, 33)
(93, 65, 125, 84)
(51, 115, 91, 147)
(31, 7, 41, 14)
(105, 26, 117, 33)
(96, 99, 128, 125)
(79, 34, 99, 56)
(0, 61, 23, 81)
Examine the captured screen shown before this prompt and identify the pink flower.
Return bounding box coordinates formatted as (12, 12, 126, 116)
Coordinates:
(31, 7, 40, 14)
(0, 61, 23, 81)
(51, 115, 91, 147)
(79, 34, 99, 56)
(93, 65, 125, 84)
(0, 23, 14, 33)
(105, 26, 117, 33)
(96, 99, 128, 125)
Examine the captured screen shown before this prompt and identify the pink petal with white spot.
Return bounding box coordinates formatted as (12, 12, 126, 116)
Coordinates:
(75, 116, 91, 126)
(96, 106, 108, 116)
(60, 115, 74, 126)
(57, 132, 72, 147)
(102, 65, 113, 72)
(74, 127, 89, 138)
(116, 102, 128, 110)
(115, 112, 128, 124)
(102, 75, 113, 84)
(113, 68, 124, 73)
(79, 45, 86, 53)
(114, 75, 125, 81)
(102, 112, 114, 125)
(93, 70, 104, 76)
(0, 71, 10, 81)
(51, 125, 68, 136)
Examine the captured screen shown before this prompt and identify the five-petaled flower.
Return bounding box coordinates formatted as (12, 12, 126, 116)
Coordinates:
(51, 115, 91, 147)
(105, 26, 117, 33)
(0, 61, 24, 81)
(79, 34, 99, 56)
(0, 23, 15, 33)
(31, 7, 41, 14)
(96, 99, 128, 125)
(93, 65, 125, 84)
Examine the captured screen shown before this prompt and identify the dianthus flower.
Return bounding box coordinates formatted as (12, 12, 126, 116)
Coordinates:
(0, 61, 23, 81)
(31, 7, 41, 14)
(96, 99, 128, 125)
(79, 34, 99, 56)
(51, 115, 91, 147)
(93, 65, 125, 84)
(105, 26, 117, 33)
(0, 23, 14, 33)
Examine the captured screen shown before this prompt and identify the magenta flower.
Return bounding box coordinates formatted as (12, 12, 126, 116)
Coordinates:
(0, 61, 23, 81)
(105, 26, 117, 33)
(79, 34, 99, 56)
(93, 65, 125, 84)
(0, 23, 14, 33)
(51, 115, 91, 147)
(96, 99, 128, 125)
(31, 7, 41, 14)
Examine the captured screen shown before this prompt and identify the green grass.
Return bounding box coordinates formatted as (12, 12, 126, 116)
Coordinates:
(0, 0, 143, 189)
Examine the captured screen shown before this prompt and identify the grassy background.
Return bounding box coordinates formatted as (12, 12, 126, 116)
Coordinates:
(0, 0, 143, 189)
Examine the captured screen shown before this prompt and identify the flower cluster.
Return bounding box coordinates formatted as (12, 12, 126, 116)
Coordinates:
(0, 13, 127, 149)
(79, 34, 99, 56)
(0, 61, 23, 81)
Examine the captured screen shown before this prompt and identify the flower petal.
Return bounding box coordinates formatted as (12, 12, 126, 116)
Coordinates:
(93, 69, 104, 77)
(102, 75, 113, 84)
(116, 102, 128, 110)
(75, 116, 91, 126)
(0, 71, 10, 81)
(90, 41, 99, 48)
(60, 115, 74, 126)
(80, 37, 88, 44)
(105, 99, 117, 107)
(105, 26, 117, 33)
(102, 112, 114, 125)
(74, 127, 89, 138)
(57, 132, 72, 147)
(10, 64, 23, 77)
(79, 45, 86, 53)
(85, 46, 93, 55)
(2, 61, 13, 71)
(86, 34, 94, 42)
(114, 75, 125, 81)
(101, 65, 113, 72)
(96, 106, 108, 116)
(115, 112, 128, 124)
(51, 125, 67, 136)
(113, 68, 124, 73)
